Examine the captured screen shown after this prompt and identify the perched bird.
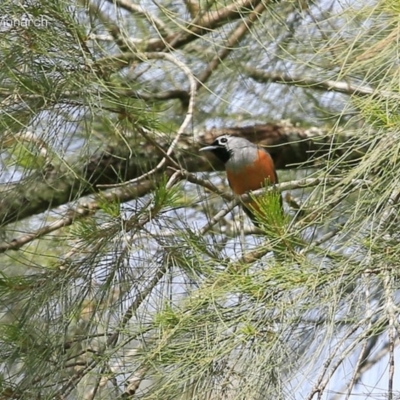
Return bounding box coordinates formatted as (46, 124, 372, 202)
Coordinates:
(200, 134, 282, 225)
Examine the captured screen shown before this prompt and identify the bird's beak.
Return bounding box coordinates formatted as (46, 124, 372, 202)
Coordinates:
(199, 145, 218, 152)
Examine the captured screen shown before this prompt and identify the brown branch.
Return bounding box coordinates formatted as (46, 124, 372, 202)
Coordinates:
(0, 121, 366, 228)
(0, 168, 370, 254)
(200, 122, 365, 169)
(123, 89, 190, 108)
(123, 0, 264, 52)
(86, 36, 397, 101)
(0, 180, 155, 253)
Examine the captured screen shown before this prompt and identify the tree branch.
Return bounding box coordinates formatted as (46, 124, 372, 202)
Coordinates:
(0, 121, 367, 228)
(0, 179, 155, 253)
(243, 66, 400, 98)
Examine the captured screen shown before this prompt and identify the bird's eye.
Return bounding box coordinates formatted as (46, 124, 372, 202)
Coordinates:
(219, 137, 228, 144)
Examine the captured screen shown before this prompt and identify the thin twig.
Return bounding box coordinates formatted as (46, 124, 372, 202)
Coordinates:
(378, 187, 400, 231)
(244, 66, 400, 99)
(383, 270, 395, 400)
(351, 338, 400, 381)
(343, 275, 373, 399)
(306, 312, 383, 400)
(172, 168, 230, 199)
(181, 170, 372, 202)
(299, 225, 344, 254)
(325, 239, 400, 400)
(97, 52, 196, 188)
(375, 186, 400, 400)
(136, 127, 181, 169)
(199, 198, 240, 236)
(0, 174, 370, 253)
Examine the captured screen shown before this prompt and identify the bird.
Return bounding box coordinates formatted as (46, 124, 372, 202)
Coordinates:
(200, 134, 282, 226)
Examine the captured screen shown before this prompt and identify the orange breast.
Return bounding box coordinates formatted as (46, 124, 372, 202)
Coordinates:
(227, 149, 278, 216)
(227, 149, 277, 195)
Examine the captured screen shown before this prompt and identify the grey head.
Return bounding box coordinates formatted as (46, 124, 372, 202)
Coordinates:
(199, 134, 258, 169)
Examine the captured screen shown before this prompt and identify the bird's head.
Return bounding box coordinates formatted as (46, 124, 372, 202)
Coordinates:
(199, 134, 254, 164)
